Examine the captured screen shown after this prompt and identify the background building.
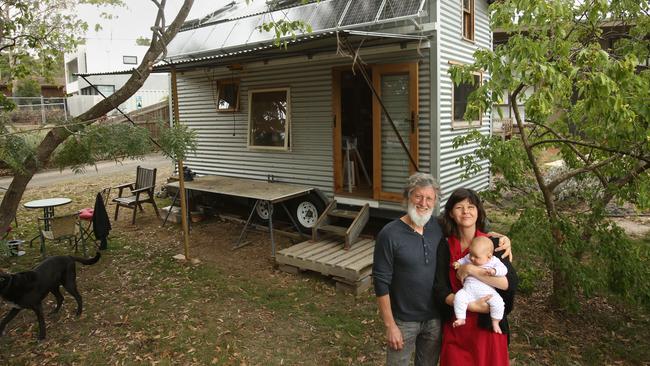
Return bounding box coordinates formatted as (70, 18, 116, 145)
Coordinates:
(64, 39, 169, 116)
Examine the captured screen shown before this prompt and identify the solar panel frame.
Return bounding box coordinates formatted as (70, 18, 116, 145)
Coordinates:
(339, 0, 383, 27)
(378, 0, 426, 21)
(165, 0, 427, 60)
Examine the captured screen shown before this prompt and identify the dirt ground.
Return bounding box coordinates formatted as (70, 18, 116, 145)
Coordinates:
(2, 166, 650, 365)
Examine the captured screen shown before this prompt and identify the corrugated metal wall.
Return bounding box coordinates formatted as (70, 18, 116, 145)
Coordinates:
(175, 47, 431, 200)
(437, 0, 492, 200)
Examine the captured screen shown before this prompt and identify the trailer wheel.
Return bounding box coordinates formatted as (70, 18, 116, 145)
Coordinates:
(253, 200, 271, 222)
(289, 192, 326, 232)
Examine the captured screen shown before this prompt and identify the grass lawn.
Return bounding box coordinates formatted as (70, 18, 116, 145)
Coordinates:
(0, 167, 649, 365)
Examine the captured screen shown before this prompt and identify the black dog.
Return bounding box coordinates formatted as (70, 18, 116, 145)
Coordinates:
(0, 252, 100, 339)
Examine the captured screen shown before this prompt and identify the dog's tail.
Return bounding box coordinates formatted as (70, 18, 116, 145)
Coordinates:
(72, 252, 101, 266)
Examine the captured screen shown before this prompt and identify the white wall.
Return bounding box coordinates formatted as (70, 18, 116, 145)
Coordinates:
(66, 95, 103, 117)
(64, 39, 170, 113)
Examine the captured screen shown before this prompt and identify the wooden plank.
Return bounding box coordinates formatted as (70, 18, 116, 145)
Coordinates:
(329, 209, 358, 219)
(286, 239, 339, 257)
(275, 238, 376, 282)
(167, 175, 313, 202)
(279, 238, 330, 256)
(278, 264, 301, 274)
(319, 224, 347, 236)
(335, 246, 375, 269)
(348, 254, 375, 272)
(335, 275, 372, 296)
(309, 244, 348, 262)
(312, 200, 335, 241)
(323, 239, 374, 266)
(317, 239, 373, 266)
(345, 203, 369, 249)
(294, 240, 342, 259)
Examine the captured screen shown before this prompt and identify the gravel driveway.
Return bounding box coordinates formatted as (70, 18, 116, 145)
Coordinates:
(0, 153, 172, 188)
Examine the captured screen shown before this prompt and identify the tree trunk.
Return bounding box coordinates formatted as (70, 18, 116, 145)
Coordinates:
(511, 85, 571, 309)
(549, 224, 574, 310)
(0, 0, 194, 233)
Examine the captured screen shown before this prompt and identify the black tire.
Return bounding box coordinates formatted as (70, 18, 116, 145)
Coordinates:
(251, 199, 271, 225)
(288, 192, 327, 232)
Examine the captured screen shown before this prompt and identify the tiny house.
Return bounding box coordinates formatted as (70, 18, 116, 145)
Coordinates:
(156, 0, 493, 227)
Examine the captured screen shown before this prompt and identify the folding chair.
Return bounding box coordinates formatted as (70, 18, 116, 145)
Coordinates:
(38, 214, 84, 256)
(78, 187, 111, 247)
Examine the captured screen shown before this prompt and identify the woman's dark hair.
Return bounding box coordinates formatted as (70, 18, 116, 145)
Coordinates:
(439, 188, 487, 238)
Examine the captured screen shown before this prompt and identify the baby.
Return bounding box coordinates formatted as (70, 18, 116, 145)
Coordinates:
(452, 236, 508, 333)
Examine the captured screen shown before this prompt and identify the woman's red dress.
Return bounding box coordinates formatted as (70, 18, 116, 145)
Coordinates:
(439, 231, 510, 366)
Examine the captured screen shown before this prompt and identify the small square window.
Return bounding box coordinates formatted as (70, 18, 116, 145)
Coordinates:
(248, 88, 290, 150)
(123, 56, 138, 65)
(452, 73, 482, 128)
(215, 79, 240, 112)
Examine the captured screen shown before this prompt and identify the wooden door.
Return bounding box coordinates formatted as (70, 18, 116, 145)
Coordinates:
(372, 63, 419, 201)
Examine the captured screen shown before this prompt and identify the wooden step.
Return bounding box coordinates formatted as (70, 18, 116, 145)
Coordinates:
(319, 224, 348, 236)
(329, 209, 359, 219)
(312, 200, 370, 250)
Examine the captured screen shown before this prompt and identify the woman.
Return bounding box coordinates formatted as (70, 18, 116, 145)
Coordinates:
(434, 188, 518, 366)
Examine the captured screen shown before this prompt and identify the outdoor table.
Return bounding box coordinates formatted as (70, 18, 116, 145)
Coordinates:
(166, 175, 313, 257)
(24, 197, 72, 244)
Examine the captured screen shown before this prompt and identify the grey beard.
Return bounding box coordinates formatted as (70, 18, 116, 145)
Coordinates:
(407, 202, 433, 228)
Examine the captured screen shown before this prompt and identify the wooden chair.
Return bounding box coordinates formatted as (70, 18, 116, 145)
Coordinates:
(39, 214, 84, 256)
(113, 166, 160, 224)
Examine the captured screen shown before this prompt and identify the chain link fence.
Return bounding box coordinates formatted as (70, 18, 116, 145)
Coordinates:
(4, 97, 68, 125)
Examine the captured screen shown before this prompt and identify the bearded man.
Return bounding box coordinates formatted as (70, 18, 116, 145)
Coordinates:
(372, 172, 443, 366)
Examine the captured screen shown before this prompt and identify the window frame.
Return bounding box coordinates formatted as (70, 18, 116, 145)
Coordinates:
(247, 87, 291, 151)
(451, 69, 483, 129)
(215, 78, 240, 112)
(461, 0, 475, 42)
(123, 55, 138, 65)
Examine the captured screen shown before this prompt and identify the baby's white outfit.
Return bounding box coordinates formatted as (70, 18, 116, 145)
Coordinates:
(453, 255, 508, 321)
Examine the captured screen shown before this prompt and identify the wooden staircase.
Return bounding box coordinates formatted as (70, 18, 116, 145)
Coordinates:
(312, 200, 370, 249)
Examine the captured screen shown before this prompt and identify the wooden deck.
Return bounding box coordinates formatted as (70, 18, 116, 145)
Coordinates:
(275, 237, 375, 295)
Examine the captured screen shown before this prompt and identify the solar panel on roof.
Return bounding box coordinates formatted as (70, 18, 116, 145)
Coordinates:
(339, 0, 383, 27)
(308, 0, 349, 31)
(221, 15, 265, 49)
(166, 0, 427, 60)
(247, 3, 319, 45)
(379, 0, 425, 20)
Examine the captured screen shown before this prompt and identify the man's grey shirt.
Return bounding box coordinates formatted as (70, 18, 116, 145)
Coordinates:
(373, 217, 442, 322)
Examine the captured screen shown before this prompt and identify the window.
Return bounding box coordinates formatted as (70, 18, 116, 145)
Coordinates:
(452, 73, 482, 128)
(462, 0, 474, 41)
(215, 79, 240, 112)
(80, 85, 115, 96)
(248, 88, 290, 150)
(66, 59, 78, 83)
(123, 55, 138, 64)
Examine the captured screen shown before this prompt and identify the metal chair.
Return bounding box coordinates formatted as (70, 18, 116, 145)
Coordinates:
(113, 166, 160, 224)
(38, 213, 84, 256)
